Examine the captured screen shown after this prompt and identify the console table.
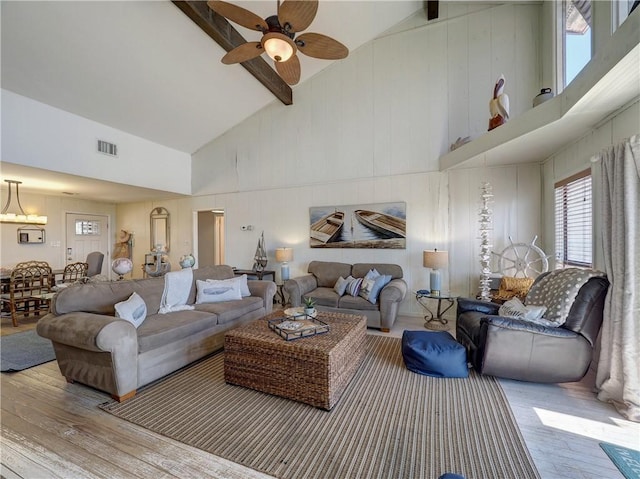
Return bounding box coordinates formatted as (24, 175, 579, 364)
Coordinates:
(233, 269, 275, 281)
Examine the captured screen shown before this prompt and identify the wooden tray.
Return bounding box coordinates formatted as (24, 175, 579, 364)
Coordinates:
(268, 316, 329, 341)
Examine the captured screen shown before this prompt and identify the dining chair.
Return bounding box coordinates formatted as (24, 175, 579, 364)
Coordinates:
(14, 260, 51, 269)
(61, 262, 89, 283)
(85, 251, 104, 277)
(0, 263, 54, 327)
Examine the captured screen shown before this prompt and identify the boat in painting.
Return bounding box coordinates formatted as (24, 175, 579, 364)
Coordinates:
(354, 210, 406, 238)
(310, 211, 345, 246)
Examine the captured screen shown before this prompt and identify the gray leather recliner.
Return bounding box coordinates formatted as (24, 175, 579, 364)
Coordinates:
(456, 271, 609, 383)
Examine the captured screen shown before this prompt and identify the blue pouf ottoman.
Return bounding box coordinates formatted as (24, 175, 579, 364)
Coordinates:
(402, 330, 468, 378)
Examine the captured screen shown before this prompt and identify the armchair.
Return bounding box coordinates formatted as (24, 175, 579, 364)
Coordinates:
(456, 270, 609, 383)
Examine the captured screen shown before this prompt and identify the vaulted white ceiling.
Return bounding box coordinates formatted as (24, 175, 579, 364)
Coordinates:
(2, 1, 422, 155)
(1, 1, 422, 202)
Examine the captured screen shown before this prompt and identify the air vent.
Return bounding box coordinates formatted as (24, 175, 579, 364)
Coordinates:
(97, 139, 118, 157)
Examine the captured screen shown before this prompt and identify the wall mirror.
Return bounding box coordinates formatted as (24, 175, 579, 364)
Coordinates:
(150, 207, 170, 252)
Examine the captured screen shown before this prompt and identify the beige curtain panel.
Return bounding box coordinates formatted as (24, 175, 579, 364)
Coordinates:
(595, 133, 640, 422)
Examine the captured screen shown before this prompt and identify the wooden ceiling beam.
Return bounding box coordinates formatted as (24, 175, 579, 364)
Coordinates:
(426, 1, 439, 21)
(172, 1, 293, 105)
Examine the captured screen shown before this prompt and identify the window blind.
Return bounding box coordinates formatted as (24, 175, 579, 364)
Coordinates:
(554, 170, 592, 268)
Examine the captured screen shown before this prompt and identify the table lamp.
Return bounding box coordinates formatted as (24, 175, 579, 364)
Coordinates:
(275, 247, 293, 282)
(423, 249, 449, 296)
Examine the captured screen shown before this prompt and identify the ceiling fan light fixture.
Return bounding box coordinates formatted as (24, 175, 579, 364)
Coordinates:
(263, 32, 296, 63)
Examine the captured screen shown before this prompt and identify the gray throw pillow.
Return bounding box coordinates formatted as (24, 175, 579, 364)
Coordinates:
(334, 275, 354, 296)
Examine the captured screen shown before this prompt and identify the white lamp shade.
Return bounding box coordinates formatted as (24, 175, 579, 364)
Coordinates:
(423, 250, 449, 269)
(275, 247, 293, 263)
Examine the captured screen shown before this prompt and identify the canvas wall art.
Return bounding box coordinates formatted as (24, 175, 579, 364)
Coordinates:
(309, 202, 406, 249)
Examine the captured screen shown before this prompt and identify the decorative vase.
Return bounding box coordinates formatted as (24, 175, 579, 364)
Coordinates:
(179, 254, 195, 269)
(533, 88, 554, 107)
(304, 307, 315, 316)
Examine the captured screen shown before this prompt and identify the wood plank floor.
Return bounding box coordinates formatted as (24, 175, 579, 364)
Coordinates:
(2, 315, 638, 479)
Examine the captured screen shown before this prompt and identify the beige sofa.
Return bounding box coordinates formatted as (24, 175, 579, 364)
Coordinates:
(37, 265, 276, 401)
(284, 261, 407, 332)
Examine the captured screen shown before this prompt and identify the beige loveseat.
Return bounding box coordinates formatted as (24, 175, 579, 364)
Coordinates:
(37, 265, 276, 401)
(284, 261, 407, 332)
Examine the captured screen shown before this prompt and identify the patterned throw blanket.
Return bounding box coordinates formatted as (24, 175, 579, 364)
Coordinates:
(159, 268, 195, 314)
(525, 268, 605, 326)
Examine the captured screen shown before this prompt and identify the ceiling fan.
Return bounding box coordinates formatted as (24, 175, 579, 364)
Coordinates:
(207, 0, 348, 85)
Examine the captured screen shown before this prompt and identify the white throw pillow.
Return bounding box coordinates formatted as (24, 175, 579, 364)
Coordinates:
(207, 275, 251, 297)
(499, 297, 548, 323)
(197, 279, 242, 303)
(114, 292, 147, 328)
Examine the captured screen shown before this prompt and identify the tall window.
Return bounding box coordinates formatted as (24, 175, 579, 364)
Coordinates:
(564, 0, 592, 86)
(554, 170, 592, 269)
(614, 1, 639, 32)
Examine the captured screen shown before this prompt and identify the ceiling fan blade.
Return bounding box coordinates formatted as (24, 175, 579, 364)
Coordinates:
(222, 42, 264, 64)
(207, 0, 268, 32)
(296, 33, 348, 60)
(278, 0, 318, 33)
(275, 55, 301, 85)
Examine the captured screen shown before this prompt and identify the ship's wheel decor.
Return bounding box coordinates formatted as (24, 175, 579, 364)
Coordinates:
(493, 235, 550, 278)
(478, 182, 494, 302)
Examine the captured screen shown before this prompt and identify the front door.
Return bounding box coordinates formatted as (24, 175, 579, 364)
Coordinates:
(65, 213, 109, 275)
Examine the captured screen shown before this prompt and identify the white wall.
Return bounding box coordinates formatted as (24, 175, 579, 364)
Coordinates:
(1, 89, 192, 195)
(114, 4, 637, 318)
(449, 163, 542, 297)
(128, 3, 541, 318)
(192, 3, 541, 194)
(116, 197, 194, 279)
(0, 191, 116, 270)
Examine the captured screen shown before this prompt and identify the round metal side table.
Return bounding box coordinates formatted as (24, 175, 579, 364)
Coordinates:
(415, 291, 456, 330)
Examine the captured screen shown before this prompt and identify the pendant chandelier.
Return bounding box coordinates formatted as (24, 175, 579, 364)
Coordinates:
(0, 180, 48, 225)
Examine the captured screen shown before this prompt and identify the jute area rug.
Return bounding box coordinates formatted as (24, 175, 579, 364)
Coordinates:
(100, 335, 540, 479)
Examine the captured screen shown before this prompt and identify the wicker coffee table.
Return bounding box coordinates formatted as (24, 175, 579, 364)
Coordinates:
(224, 311, 367, 410)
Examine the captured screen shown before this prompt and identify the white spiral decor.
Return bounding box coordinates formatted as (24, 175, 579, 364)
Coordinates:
(478, 182, 494, 301)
